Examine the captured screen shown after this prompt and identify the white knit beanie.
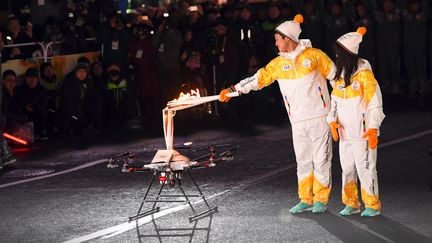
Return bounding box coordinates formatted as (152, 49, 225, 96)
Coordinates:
(336, 27, 367, 55)
(275, 14, 304, 42)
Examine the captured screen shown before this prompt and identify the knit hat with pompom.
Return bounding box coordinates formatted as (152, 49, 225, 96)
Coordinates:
(336, 27, 367, 55)
(275, 14, 304, 42)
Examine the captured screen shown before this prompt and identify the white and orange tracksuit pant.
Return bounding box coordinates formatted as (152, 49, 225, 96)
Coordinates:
(327, 59, 384, 211)
(234, 39, 336, 204)
(339, 140, 380, 210)
(292, 117, 332, 205)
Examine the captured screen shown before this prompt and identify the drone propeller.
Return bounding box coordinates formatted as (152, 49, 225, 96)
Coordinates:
(191, 145, 239, 163)
(116, 151, 130, 157)
(218, 145, 240, 156)
(192, 143, 232, 152)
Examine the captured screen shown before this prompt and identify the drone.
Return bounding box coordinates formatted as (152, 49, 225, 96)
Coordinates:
(114, 91, 240, 222)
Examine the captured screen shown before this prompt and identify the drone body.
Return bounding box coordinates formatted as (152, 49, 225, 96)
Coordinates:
(120, 92, 239, 222)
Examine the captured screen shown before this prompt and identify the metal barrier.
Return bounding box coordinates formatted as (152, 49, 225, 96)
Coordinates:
(2, 41, 45, 62)
(1, 37, 99, 63)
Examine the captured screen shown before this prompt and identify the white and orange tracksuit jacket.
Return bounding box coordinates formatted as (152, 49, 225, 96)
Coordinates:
(326, 59, 385, 211)
(234, 40, 336, 204)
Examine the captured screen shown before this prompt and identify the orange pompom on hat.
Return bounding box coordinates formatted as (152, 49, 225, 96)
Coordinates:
(275, 14, 304, 42)
(336, 27, 367, 55)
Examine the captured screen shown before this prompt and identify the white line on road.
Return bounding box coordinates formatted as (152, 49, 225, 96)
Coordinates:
(379, 129, 432, 148)
(63, 164, 297, 242)
(0, 159, 108, 189)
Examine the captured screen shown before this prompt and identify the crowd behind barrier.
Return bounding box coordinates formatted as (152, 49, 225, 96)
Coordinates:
(0, 0, 431, 143)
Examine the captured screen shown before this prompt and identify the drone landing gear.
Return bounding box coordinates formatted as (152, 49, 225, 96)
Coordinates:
(129, 170, 218, 223)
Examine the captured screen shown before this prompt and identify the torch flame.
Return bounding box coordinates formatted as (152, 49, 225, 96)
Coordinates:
(171, 88, 201, 102)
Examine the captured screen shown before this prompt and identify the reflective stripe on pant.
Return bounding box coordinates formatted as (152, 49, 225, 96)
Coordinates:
(339, 140, 381, 211)
(292, 117, 332, 205)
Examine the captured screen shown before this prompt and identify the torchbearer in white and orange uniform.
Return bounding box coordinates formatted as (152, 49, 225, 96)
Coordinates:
(220, 14, 336, 214)
(327, 27, 385, 217)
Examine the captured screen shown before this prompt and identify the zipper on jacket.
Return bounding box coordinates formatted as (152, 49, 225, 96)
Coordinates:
(284, 95, 291, 116)
(292, 58, 298, 78)
(318, 86, 326, 108)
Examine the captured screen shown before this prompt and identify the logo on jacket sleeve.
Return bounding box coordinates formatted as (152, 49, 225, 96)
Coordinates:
(302, 59, 312, 68)
(282, 64, 292, 71)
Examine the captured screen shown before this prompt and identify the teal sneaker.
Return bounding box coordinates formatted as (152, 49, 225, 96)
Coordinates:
(312, 202, 326, 213)
(339, 206, 361, 216)
(361, 208, 380, 217)
(289, 202, 313, 214)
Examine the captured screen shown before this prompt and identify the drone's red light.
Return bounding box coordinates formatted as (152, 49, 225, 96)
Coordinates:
(159, 176, 167, 182)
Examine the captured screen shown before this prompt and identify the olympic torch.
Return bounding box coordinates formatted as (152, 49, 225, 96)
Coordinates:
(163, 89, 239, 150)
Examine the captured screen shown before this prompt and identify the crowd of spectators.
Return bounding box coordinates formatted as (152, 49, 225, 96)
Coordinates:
(1, 0, 432, 141)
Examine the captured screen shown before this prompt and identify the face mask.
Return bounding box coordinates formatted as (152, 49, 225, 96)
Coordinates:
(109, 70, 120, 77)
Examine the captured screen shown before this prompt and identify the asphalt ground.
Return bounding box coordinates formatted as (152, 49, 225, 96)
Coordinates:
(0, 93, 432, 243)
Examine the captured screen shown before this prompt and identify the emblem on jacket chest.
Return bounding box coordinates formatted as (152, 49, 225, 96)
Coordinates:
(282, 64, 292, 71)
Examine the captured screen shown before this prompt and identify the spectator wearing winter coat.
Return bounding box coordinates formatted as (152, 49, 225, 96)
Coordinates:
(129, 24, 160, 120)
(14, 68, 48, 139)
(320, 0, 351, 57)
(40, 62, 61, 133)
(401, 0, 428, 98)
(57, 61, 102, 135)
(1, 70, 24, 132)
(234, 4, 264, 79)
(373, 0, 403, 95)
(152, 16, 183, 103)
(351, 2, 376, 69)
(100, 62, 138, 127)
(260, 3, 283, 63)
(300, 0, 324, 50)
(99, 14, 132, 69)
(0, 70, 16, 169)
